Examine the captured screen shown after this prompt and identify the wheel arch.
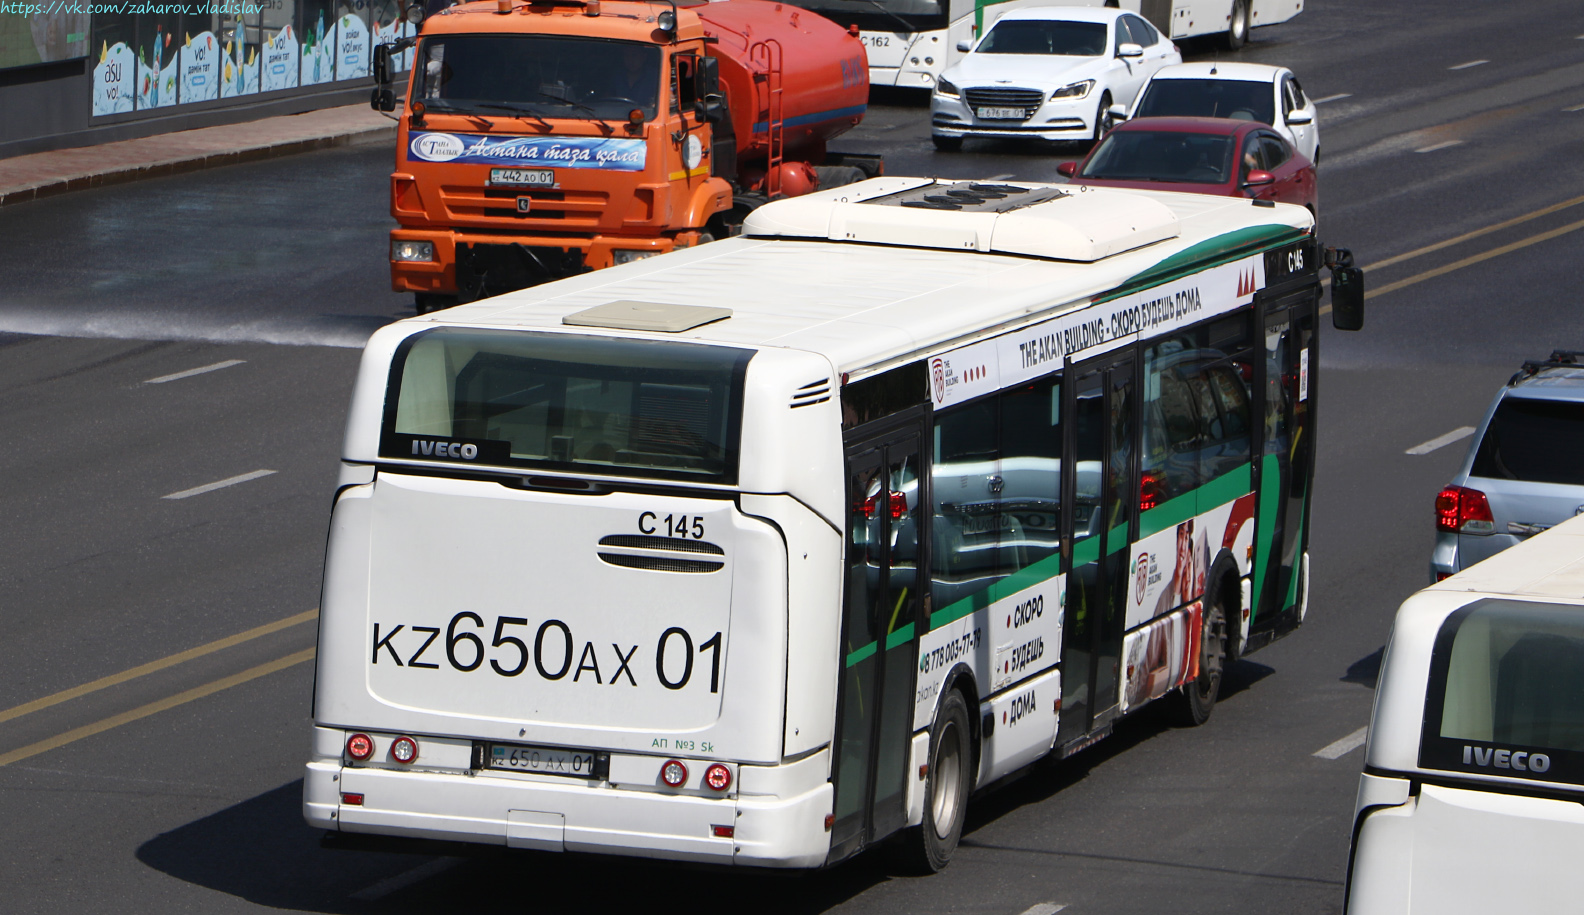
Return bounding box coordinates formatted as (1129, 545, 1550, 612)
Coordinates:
(1206, 547, 1246, 662)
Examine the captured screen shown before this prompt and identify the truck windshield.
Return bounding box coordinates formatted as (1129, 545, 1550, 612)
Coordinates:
(417, 36, 662, 121)
(794, 0, 945, 34)
(382, 329, 751, 483)
(1422, 599, 1584, 784)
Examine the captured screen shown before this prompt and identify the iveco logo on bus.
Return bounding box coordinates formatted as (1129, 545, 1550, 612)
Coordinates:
(412, 439, 478, 460)
(1236, 267, 1257, 298)
(1462, 744, 1552, 773)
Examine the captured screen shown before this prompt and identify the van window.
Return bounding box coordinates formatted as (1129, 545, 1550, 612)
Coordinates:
(1420, 598, 1584, 783)
(382, 329, 751, 483)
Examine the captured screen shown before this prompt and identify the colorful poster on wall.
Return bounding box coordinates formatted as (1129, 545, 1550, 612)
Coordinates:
(221, 25, 260, 98)
(260, 25, 299, 92)
(298, 9, 334, 86)
(92, 41, 137, 115)
(180, 31, 220, 103)
(137, 28, 179, 108)
(334, 12, 369, 81)
(372, 19, 415, 73)
(0, 10, 89, 71)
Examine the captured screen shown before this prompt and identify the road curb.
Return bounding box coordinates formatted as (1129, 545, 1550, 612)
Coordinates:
(0, 123, 396, 208)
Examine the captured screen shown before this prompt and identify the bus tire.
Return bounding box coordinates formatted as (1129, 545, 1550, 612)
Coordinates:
(1222, 0, 1248, 50)
(1170, 585, 1228, 727)
(899, 689, 972, 872)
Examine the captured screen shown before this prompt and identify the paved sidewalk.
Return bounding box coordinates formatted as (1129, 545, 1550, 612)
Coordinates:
(0, 104, 397, 207)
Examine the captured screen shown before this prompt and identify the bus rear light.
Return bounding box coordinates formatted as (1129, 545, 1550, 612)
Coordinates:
(1436, 485, 1494, 533)
(390, 736, 419, 764)
(341, 793, 365, 806)
(1140, 471, 1166, 511)
(346, 733, 374, 761)
(712, 825, 735, 838)
(661, 759, 688, 787)
(704, 763, 732, 792)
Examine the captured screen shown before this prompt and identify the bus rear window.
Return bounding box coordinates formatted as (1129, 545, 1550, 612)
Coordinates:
(1470, 397, 1584, 486)
(381, 329, 751, 483)
(1420, 599, 1584, 783)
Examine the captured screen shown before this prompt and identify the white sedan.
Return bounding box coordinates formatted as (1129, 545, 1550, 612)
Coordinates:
(1116, 62, 1321, 164)
(931, 6, 1181, 151)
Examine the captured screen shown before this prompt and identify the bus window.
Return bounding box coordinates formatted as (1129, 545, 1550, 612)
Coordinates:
(999, 378, 1062, 570)
(1143, 337, 1202, 507)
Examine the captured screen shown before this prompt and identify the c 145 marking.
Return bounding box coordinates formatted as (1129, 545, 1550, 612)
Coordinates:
(371, 614, 722, 692)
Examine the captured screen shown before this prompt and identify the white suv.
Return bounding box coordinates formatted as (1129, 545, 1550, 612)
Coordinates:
(931, 6, 1180, 150)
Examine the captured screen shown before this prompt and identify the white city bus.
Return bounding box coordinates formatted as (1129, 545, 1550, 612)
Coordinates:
(796, 0, 1301, 90)
(305, 176, 1359, 869)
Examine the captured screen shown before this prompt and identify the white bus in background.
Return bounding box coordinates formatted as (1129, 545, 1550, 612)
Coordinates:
(1347, 513, 1584, 913)
(305, 176, 1362, 870)
(797, 0, 1301, 90)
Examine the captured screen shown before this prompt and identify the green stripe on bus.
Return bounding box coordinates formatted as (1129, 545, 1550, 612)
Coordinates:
(1137, 464, 1253, 540)
(885, 622, 916, 651)
(1103, 226, 1309, 302)
(1250, 452, 1283, 621)
(845, 640, 876, 668)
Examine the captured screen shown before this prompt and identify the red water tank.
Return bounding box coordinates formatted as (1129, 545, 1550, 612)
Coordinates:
(696, 0, 869, 165)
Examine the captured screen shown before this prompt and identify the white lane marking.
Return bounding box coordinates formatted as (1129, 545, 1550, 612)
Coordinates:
(349, 857, 461, 902)
(1448, 59, 1489, 70)
(1406, 426, 1476, 455)
(1312, 93, 1352, 104)
(1416, 140, 1463, 153)
(162, 469, 277, 500)
(1566, 103, 1584, 113)
(987, 173, 1015, 181)
(1314, 726, 1370, 759)
(143, 359, 245, 384)
(1018, 905, 1067, 915)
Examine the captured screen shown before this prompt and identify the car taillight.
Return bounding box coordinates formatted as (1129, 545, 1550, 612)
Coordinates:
(1436, 485, 1494, 534)
(704, 763, 732, 792)
(661, 759, 688, 787)
(346, 733, 374, 761)
(390, 736, 419, 764)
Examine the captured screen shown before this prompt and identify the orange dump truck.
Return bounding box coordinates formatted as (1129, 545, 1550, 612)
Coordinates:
(373, 0, 878, 310)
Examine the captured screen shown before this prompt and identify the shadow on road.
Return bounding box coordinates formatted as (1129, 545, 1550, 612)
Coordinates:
(1342, 646, 1384, 688)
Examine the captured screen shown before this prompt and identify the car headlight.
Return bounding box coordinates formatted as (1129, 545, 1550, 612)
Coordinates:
(612, 249, 662, 265)
(936, 77, 960, 99)
(391, 240, 435, 262)
(1050, 79, 1094, 100)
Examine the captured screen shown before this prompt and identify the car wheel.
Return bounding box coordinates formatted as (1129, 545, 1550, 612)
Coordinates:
(1093, 94, 1114, 145)
(1222, 0, 1248, 50)
(896, 689, 972, 873)
(1169, 585, 1228, 727)
(932, 134, 963, 152)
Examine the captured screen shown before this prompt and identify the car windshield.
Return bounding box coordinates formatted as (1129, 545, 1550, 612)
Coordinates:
(977, 20, 1108, 56)
(1079, 130, 1235, 184)
(1134, 78, 1275, 125)
(416, 36, 662, 121)
(1471, 396, 1584, 486)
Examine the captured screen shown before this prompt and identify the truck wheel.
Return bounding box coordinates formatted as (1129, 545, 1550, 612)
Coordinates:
(896, 689, 972, 873)
(1222, 0, 1248, 50)
(414, 293, 458, 315)
(1170, 588, 1228, 727)
(932, 134, 963, 152)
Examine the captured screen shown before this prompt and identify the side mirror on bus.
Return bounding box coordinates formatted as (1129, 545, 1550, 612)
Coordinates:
(1326, 247, 1365, 331)
(1056, 161, 1078, 178)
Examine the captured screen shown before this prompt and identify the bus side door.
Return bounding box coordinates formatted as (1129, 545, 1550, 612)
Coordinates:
(830, 414, 928, 859)
(1252, 288, 1317, 627)
(1058, 352, 1138, 747)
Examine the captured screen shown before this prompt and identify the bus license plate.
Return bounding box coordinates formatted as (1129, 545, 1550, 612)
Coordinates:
(976, 107, 1026, 120)
(490, 168, 555, 187)
(486, 743, 599, 777)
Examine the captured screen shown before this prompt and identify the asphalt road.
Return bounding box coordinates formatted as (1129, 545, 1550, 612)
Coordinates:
(3, 0, 1584, 911)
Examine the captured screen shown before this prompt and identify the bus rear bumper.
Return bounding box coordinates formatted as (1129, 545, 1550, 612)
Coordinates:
(304, 757, 833, 868)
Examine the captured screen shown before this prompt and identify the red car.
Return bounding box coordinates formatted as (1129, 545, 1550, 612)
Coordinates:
(1056, 116, 1317, 220)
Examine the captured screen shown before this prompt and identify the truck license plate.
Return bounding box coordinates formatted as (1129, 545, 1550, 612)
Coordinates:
(486, 743, 599, 777)
(976, 107, 1025, 120)
(490, 168, 555, 187)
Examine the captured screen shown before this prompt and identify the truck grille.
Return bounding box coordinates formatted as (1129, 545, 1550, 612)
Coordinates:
(440, 186, 609, 227)
(963, 87, 1044, 119)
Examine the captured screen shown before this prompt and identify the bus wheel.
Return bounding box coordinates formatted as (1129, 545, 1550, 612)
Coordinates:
(901, 689, 972, 872)
(1222, 0, 1248, 50)
(1171, 591, 1228, 726)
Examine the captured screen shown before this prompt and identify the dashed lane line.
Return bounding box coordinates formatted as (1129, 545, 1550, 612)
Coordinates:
(1406, 426, 1476, 455)
(1312, 93, 1351, 104)
(0, 609, 318, 725)
(1314, 727, 1369, 760)
(0, 648, 315, 768)
(143, 359, 245, 384)
(1566, 103, 1584, 112)
(1448, 59, 1489, 70)
(1017, 905, 1067, 915)
(350, 858, 463, 902)
(162, 469, 276, 500)
(1415, 140, 1463, 153)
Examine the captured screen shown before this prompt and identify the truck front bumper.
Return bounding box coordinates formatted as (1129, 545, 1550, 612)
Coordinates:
(389, 228, 700, 296)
